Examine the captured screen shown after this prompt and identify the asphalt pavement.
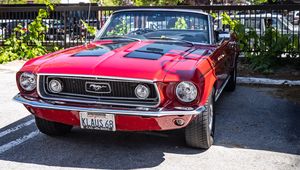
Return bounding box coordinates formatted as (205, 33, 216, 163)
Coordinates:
(0, 68, 299, 170)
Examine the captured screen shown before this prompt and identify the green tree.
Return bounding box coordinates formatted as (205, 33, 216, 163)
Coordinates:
(0, 0, 60, 4)
(0, 0, 26, 4)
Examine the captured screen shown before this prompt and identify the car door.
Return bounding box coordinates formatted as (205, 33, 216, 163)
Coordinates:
(210, 40, 231, 95)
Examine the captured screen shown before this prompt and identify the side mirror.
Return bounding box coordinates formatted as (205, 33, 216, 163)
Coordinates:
(216, 31, 230, 42)
(215, 30, 232, 44)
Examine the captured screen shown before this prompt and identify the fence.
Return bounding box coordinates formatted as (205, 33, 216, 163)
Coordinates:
(0, 4, 299, 53)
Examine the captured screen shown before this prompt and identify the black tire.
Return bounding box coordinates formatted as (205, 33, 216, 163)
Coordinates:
(35, 116, 72, 136)
(185, 88, 215, 149)
(225, 59, 237, 92)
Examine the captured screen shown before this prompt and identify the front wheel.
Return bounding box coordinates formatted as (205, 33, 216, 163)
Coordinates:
(185, 88, 215, 149)
(35, 116, 73, 136)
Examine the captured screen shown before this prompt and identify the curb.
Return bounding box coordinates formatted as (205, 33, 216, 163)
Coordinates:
(237, 77, 300, 86)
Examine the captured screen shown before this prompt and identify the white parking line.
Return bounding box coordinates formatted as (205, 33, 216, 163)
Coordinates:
(0, 130, 39, 154)
(0, 119, 35, 138)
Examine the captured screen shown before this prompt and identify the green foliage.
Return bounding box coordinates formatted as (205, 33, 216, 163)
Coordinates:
(174, 17, 188, 29)
(246, 28, 291, 72)
(249, 0, 268, 4)
(81, 19, 97, 36)
(89, 0, 119, 6)
(0, 0, 61, 4)
(106, 19, 129, 36)
(219, 12, 299, 72)
(0, 0, 60, 64)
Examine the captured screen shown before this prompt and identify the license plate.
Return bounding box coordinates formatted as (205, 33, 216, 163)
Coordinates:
(79, 112, 116, 131)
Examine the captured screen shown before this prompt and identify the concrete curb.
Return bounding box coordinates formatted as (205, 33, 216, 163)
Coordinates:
(237, 77, 300, 86)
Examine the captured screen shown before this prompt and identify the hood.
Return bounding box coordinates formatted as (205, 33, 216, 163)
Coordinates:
(29, 40, 210, 81)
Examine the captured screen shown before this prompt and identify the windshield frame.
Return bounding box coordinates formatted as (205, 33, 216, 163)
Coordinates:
(95, 9, 213, 45)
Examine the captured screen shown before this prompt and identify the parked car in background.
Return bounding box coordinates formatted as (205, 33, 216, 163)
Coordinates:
(215, 13, 299, 35)
(44, 19, 65, 40)
(14, 9, 239, 149)
(289, 11, 299, 25)
(0, 20, 30, 39)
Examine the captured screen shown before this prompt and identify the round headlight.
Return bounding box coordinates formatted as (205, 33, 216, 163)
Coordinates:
(135, 84, 150, 99)
(19, 72, 36, 91)
(176, 81, 198, 103)
(48, 79, 63, 93)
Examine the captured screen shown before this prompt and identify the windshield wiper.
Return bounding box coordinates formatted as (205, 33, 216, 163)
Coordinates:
(98, 36, 141, 42)
(147, 36, 195, 46)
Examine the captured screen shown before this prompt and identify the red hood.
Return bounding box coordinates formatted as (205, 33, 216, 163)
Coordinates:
(22, 40, 212, 82)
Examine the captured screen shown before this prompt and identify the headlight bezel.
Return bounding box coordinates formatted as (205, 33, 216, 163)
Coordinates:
(19, 72, 37, 92)
(175, 81, 198, 103)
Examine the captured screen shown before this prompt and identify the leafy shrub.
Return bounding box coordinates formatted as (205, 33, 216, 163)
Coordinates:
(0, 0, 60, 64)
(106, 19, 129, 36)
(219, 12, 299, 72)
(174, 17, 187, 29)
(80, 19, 97, 36)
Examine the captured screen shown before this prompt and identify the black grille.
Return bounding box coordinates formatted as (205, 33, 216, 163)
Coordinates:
(38, 75, 159, 107)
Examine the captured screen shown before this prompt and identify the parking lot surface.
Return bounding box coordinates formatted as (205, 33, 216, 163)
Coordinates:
(0, 69, 299, 170)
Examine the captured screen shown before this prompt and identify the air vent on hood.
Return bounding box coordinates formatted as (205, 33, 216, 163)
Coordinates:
(73, 46, 110, 57)
(73, 42, 131, 57)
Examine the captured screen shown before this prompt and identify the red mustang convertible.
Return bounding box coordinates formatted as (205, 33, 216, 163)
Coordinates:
(14, 9, 239, 149)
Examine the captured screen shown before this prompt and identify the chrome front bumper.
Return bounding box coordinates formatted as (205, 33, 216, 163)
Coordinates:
(13, 94, 205, 117)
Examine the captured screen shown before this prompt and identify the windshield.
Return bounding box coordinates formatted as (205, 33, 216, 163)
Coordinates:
(96, 11, 210, 44)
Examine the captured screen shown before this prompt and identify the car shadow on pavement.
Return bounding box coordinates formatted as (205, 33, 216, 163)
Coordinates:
(0, 85, 299, 169)
(0, 116, 204, 169)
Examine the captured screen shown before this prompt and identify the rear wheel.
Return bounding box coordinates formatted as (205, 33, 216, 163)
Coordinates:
(185, 88, 215, 149)
(35, 116, 72, 136)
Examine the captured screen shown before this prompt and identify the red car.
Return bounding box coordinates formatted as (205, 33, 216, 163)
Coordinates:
(14, 9, 239, 149)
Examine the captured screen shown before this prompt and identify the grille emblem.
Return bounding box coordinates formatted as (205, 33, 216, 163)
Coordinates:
(85, 82, 111, 93)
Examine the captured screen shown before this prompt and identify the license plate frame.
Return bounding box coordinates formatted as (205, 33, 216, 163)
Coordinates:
(79, 112, 116, 131)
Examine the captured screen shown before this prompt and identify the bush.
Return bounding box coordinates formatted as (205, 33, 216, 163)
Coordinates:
(219, 12, 300, 72)
(0, 0, 61, 64)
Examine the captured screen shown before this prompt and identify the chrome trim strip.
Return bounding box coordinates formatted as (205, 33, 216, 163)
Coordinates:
(13, 94, 205, 117)
(37, 74, 161, 108)
(208, 15, 212, 44)
(96, 9, 213, 45)
(215, 75, 231, 102)
(113, 9, 209, 17)
(39, 73, 156, 83)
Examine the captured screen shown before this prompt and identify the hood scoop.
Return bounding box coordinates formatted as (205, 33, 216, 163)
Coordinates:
(125, 42, 190, 60)
(73, 42, 131, 57)
(73, 46, 110, 57)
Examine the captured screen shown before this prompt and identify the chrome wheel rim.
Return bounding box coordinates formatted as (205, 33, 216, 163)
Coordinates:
(208, 103, 213, 132)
